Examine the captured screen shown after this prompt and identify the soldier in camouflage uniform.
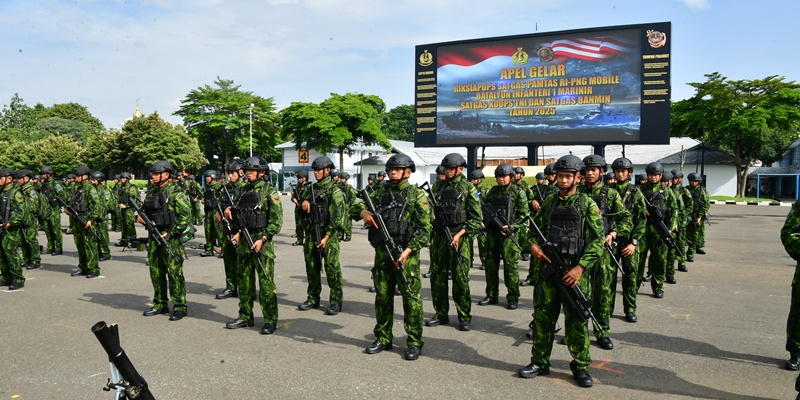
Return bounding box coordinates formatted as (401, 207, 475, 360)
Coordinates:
(110, 174, 120, 231)
(639, 163, 678, 298)
(215, 160, 247, 299)
(609, 157, 647, 323)
(139, 160, 192, 321)
(0, 168, 27, 290)
(298, 156, 346, 315)
(339, 172, 357, 242)
(291, 170, 308, 246)
(199, 170, 222, 257)
(479, 163, 528, 310)
(578, 155, 631, 350)
(186, 174, 203, 226)
(521, 172, 552, 288)
(469, 169, 488, 270)
(16, 169, 43, 270)
(781, 200, 800, 373)
(39, 166, 64, 255)
(425, 153, 482, 331)
(666, 170, 690, 277)
(116, 172, 139, 247)
(685, 172, 710, 261)
(518, 155, 604, 387)
(514, 166, 534, 262)
(68, 166, 103, 278)
(91, 172, 112, 261)
(355, 154, 432, 360)
(225, 157, 283, 334)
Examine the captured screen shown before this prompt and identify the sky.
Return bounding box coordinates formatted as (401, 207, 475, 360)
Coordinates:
(1, 0, 798, 129)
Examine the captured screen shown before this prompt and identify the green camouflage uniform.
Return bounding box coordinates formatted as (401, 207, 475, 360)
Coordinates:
(95, 183, 113, 259)
(578, 182, 631, 339)
(781, 200, 800, 364)
(524, 183, 553, 284)
(352, 180, 432, 348)
(527, 190, 604, 374)
(338, 181, 358, 241)
(72, 179, 103, 275)
(610, 180, 647, 315)
(39, 177, 65, 254)
(18, 180, 42, 267)
(234, 179, 283, 325)
(302, 177, 346, 308)
(481, 182, 529, 304)
(0, 184, 27, 285)
(110, 181, 120, 231)
(685, 184, 709, 257)
(471, 183, 488, 268)
(220, 179, 246, 293)
(118, 181, 139, 242)
(143, 181, 191, 314)
(291, 181, 307, 244)
(202, 180, 222, 253)
(429, 174, 482, 323)
(666, 184, 690, 274)
(639, 181, 678, 294)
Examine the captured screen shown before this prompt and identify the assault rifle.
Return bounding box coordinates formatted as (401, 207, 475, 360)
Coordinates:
(358, 189, 411, 291)
(54, 194, 103, 241)
(479, 198, 523, 251)
(420, 182, 469, 282)
(127, 198, 182, 264)
(523, 214, 604, 334)
(222, 185, 267, 278)
(92, 321, 157, 400)
(217, 186, 238, 245)
(307, 183, 326, 271)
(604, 241, 626, 275)
(642, 192, 685, 259)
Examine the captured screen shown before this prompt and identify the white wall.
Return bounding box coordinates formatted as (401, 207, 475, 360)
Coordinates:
(633, 163, 737, 197)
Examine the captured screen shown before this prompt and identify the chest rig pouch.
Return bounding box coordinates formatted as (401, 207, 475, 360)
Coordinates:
(491, 191, 514, 224)
(143, 191, 176, 231)
(204, 186, 217, 210)
(590, 186, 611, 235)
(238, 191, 268, 230)
(547, 197, 585, 257)
(368, 188, 414, 248)
(0, 192, 9, 222)
(307, 187, 330, 229)
(690, 189, 700, 217)
(644, 189, 667, 221)
(72, 189, 89, 217)
(436, 187, 466, 231)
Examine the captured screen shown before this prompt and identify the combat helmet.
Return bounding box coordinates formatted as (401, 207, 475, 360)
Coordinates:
(385, 154, 416, 172)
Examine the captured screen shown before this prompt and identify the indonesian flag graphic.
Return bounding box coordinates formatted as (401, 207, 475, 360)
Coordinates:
(547, 37, 635, 61)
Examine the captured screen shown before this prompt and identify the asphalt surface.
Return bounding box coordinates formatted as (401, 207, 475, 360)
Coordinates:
(1, 198, 797, 399)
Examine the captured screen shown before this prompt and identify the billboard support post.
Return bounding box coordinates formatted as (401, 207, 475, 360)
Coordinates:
(592, 145, 605, 159)
(466, 146, 478, 174)
(528, 145, 539, 166)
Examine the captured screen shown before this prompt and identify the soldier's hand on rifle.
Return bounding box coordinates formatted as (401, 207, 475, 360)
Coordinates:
(301, 200, 311, 213)
(562, 265, 585, 287)
(605, 234, 615, 245)
(396, 248, 412, 267)
(530, 243, 550, 263)
(318, 235, 330, 249)
(4, 223, 9, 230)
(85, 220, 92, 229)
(119, 203, 127, 209)
(252, 236, 267, 252)
(621, 243, 636, 257)
(232, 232, 240, 245)
(360, 210, 377, 229)
(695, 217, 701, 225)
(65, 208, 72, 216)
(136, 216, 145, 225)
(161, 232, 168, 239)
(531, 200, 541, 212)
(214, 212, 222, 224)
(501, 225, 511, 236)
(452, 229, 465, 247)
(223, 207, 233, 221)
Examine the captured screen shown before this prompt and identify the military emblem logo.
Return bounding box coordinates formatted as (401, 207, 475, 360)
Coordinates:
(646, 29, 667, 49)
(419, 50, 433, 67)
(512, 47, 529, 65)
(534, 46, 554, 63)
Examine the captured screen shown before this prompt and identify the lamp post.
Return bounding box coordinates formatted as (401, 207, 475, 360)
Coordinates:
(249, 103, 254, 157)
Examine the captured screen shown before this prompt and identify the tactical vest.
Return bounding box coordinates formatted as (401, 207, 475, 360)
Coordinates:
(72, 188, 89, 218)
(435, 187, 466, 231)
(620, 184, 636, 211)
(119, 185, 131, 208)
(368, 187, 414, 248)
(142, 191, 176, 231)
(643, 187, 666, 218)
(490, 189, 515, 224)
(219, 184, 238, 208)
(41, 180, 57, 207)
(203, 185, 217, 210)
(689, 188, 700, 217)
(306, 184, 330, 229)
(589, 185, 611, 235)
(546, 195, 586, 257)
(0, 191, 10, 223)
(237, 191, 268, 230)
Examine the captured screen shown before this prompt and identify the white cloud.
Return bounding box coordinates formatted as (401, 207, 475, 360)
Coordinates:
(681, 0, 710, 11)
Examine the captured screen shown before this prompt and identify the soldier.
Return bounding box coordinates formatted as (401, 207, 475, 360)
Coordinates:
(604, 171, 616, 185)
(513, 166, 534, 262)
(544, 163, 557, 190)
(186, 174, 203, 226)
(636, 174, 647, 186)
(67, 166, 103, 278)
(291, 170, 308, 246)
(425, 153, 482, 331)
(355, 154, 432, 360)
(199, 170, 222, 257)
(39, 166, 64, 255)
(224, 157, 283, 334)
(16, 169, 43, 270)
(479, 163, 529, 309)
(298, 156, 346, 315)
(366, 173, 377, 191)
(139, 160, 192, 321)
(781, 199, 800, 371)
(110, 174, 120, 232)
(116, 172, 139, 248)
(469, 169, 488, 270)
(685, 172, 709, 261)
(609, 157, 647, 323)
(376, 170, 386, 184)
(518, 155, 604, 387)
(339, 172, 357, 242)
(435, 165, 446, 181)
(578, 155, 631, 350)
(91, 171, 113, 261)
(521, 171, 551, 288)
(673, 170, 693, 273)
(215, 160, 246, 299)
(664, 170, 688, 282)
(0, 168, 26, 290)
(639, 163, 678, 298)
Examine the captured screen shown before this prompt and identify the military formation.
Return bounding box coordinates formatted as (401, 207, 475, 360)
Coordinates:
(0, 152, 716, 389)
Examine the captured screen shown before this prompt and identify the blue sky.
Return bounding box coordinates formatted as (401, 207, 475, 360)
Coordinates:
(1, 0, 797, 129)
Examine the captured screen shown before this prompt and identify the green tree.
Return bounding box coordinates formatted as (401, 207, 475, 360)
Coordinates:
(173, 77, 281, 169)
(381, 104, 414, 141)
(282, 93, 390, 169)
(672, 73, 800, 196)
(0, 141, 37, 170)
(0, 93, 36, 131)
(36, 116, 95, 144)
(39, 102, 105, 132)
(36, 135, 82, 176)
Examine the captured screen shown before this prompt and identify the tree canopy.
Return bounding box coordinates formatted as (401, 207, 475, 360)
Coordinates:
(282, 93, 390, 169)
(173, 77, 282, 170)
(381, 104, 414, 142)
(672, 73, 800, 196)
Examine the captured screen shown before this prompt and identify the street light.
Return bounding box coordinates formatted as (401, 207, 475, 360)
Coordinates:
(249, 103, 254, 157)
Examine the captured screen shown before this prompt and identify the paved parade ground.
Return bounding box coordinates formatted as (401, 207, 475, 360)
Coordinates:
(1, 196, 798, 399)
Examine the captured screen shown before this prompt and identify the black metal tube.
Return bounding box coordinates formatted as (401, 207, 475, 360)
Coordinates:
(92, 321, 156, 400)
